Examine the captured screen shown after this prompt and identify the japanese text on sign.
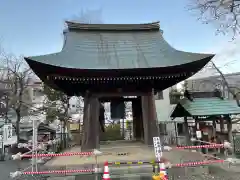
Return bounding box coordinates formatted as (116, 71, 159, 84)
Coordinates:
(153, 137, 162, 160)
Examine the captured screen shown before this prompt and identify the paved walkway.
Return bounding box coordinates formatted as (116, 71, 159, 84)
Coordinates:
(44, 141, 206, 167)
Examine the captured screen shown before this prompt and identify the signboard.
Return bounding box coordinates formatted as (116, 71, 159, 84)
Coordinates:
(153, 137, 162, 161)
(3, 124, 13, 142)
(196, 130, 202, 139)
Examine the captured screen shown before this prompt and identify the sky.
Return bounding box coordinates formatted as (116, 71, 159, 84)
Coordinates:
(0, 0, 240, 77)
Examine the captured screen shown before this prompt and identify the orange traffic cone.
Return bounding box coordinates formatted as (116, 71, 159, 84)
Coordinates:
(102, 161, 111, 180)
(159, 163, 168, 180)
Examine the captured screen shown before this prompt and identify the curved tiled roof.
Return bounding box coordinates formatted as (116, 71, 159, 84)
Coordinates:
(65, 21, 160, 31)
(25, 30, 213, 69)
(171, 98, 240, 117)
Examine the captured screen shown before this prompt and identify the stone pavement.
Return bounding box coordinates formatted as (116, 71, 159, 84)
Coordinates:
(44, 141, 206, 167)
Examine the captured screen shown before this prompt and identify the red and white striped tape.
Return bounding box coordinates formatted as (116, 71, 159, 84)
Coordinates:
(174, 159, 224, 167)
(19, 160, 224, 175)
(22, 151, 93, 158)
(23, 169, 95, 175)
(176, 144, 224, 149)
(19, 144, 224, 158)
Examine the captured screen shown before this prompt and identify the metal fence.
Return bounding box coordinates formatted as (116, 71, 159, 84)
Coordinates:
(158, 122, 187, 147)
(66, 121, 187, 146)
(68, 122, 134, 146)
(68, 121, 185, 146)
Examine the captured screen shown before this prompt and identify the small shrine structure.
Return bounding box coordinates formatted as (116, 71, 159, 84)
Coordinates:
(171, 91, 240, 148)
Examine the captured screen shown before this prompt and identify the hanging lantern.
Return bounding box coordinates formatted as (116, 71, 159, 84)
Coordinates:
(110, 99, 125, 119)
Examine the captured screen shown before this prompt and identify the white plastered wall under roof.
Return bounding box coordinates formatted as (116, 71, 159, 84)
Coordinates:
(155, 88, 183, 123)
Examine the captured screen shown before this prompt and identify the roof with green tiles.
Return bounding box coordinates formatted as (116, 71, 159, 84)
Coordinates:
(24, 21, 214, 95)
(25, 21, 213, 70)
(170, 98, 240, 117)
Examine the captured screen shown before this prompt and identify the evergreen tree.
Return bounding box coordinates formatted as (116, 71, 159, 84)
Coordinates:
(43, 84, 70, 148)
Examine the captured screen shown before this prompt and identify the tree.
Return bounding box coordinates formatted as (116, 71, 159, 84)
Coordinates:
(43, 85, 70, 122)
(0, 47, 33, 143)
(43, 84, 70, 148)
(189, 0, 240, 38)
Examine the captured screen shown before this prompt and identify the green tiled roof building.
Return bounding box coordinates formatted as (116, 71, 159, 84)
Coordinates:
(25, 21, 214, 150)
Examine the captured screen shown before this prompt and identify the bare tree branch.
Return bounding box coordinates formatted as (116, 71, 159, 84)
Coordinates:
(190, 59, 240, 106)
(0, 46, 36, 143)
(210, 61, 240, 106)
(189, 0, 240, 38)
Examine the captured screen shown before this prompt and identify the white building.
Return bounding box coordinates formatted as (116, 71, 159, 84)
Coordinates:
(186, 72, 240, 99)
(155, 88, 183, 135)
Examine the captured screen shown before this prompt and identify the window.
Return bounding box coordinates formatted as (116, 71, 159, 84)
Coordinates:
(72, 105, 75, 108)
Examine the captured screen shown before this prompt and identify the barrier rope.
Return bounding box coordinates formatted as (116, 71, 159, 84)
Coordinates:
(12, 149, 102, 160)
(23, 169, 95, 175)
(10, 139, 232, 178)
(12, 143, 229, 160)
(10, 159, 225, 177)
(22, 151, 93, 158)
(176, 144, 224, 149)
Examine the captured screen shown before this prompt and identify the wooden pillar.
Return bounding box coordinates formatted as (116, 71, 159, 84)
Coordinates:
(99, 104, 105, 142)
(183, 117, 190, 145)
(212, 119, 216, 137)
(219, 117, 225, 154)
(194, 117, 201, 152)
(220, 118, 224, 133)
(81, 95, 90, 148)
(141, 90, 159, 145)
(132, 97, 143, 141)
(212, 118, 217, 154)
(226, 115, 233, 143)
(81, 95, 100, 151)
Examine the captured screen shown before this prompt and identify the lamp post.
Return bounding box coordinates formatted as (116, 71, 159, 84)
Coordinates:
(0, 93, 9, 161)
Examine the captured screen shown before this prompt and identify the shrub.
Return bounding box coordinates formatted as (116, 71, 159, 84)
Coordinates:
(100, 123, 124, 141)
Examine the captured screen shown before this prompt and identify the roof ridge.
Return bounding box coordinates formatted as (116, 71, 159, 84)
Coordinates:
(65, 21, 160, 31)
